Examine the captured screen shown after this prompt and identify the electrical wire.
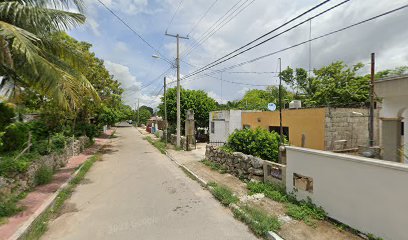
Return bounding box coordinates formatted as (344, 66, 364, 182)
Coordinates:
(185, 0, 347, 78)
(96, 0, 173, 64)
(165, 0, 184, 33)
(187, 0, 219, 37)
(182, 3, 408, 80)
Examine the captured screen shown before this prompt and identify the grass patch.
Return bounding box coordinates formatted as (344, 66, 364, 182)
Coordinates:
(34, 165, 53, 185)
(0, 191, 28, 219)
(22, 154, 100, 240)
(180, 167, 199, 182)
(208, 182, 238, 206)
(200, 159, 227, 174)
(233, 205, 281, 238)
(285, 199, 326, 227)
(247, 181, 288, 203)
(144, 136, 167, 154)
(247, 181, 326, 226)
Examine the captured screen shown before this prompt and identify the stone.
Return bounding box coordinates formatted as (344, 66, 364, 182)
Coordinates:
(251, 157, 264, 168)
(252, 168, 264, 176)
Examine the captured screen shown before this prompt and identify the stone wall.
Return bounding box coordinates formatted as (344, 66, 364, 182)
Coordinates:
(324, 108, 380, 150)
(0, 136, 89, 201)
(205, 145, 264, 181)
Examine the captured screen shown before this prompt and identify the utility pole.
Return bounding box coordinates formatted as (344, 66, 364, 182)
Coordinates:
(369, 53, 375, 147)
(137, 98, 140, 127)
(278, 58, 283, 145)
(165, 32, 189, 148)
(164, 76, 168, 144)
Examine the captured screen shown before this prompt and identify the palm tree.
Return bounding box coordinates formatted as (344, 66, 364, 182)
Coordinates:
(0, 0, 98, 109)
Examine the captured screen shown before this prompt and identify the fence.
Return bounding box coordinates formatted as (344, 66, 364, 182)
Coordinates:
(285, 146, 408, 240)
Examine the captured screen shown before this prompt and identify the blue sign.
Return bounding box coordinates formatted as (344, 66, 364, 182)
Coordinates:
(267, 103, 277, 111)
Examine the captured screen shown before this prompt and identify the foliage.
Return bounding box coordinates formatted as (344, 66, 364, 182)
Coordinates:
(238, 86, 293, 110)
(247, 181, 288, 203)
(1, 122, 30, 152)
(208, 182, 239, 206)
(376, 66, 408, 79)
(34, 165, 53, 185)
(200, 159, 227, 174)
(0, 102, 15, 131)
(0, 193, 26, 218)
(136, 108, 152, 126)
(233, 205, 281, 238)
(226, 128, 281, 162)
(280, 61, 369, 107)
(0, 132, 4, 148)
(286, 199, 326, 227)
(0, 153, 35, 177)
(139, 105, 153, 114)
(51, 132, 66, 149)
(0, 0, 98, 109)
(158, 87, 217, 128)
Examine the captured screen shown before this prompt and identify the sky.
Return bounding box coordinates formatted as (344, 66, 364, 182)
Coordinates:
(69, 0, 408, 108)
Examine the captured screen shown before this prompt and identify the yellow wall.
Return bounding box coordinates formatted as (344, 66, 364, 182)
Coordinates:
(242, 108, 326, 150)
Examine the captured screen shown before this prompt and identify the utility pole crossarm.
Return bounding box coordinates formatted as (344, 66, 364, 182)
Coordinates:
(165, 32, 189, 40)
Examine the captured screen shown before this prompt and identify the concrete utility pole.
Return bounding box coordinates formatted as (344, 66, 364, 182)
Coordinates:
(278, 58, 283, 145)
(165, 32, 189, 148)
(164, 76, 167, 144)
(369, 53, 375, 147)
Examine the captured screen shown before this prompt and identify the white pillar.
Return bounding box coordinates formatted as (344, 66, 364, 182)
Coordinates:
(403, 111, 408, 163)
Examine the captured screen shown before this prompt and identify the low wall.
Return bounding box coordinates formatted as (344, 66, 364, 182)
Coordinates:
(286, 146, 408, 240)
(205, 145, 265, 181)
(0, 136, 89, 201)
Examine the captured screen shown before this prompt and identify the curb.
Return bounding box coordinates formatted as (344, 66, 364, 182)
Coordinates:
(10, 130, 115, 240)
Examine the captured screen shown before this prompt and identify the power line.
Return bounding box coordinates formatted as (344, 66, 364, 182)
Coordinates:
(165, 0, 184, 33)
(187, 0, 219, 36)
(184, 0, 347, 79)
(96, 0, 172, 63)
(181, 0, 251, 57)
(183, 3, 408, 81)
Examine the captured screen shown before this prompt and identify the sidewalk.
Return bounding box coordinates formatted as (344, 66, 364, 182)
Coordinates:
(0, 130, 114, 240)
(138, 128, 363, 240)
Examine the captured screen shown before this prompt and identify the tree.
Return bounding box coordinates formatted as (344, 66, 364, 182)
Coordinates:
(136, 108, 152, 126)
(0, 102, 15, 131)
(0, 0, 97, 109)
(376, 66, 408, 79)
(238, 86, 293, 110)
(139, 106, 154, 115)
(158, 87, 217, 129)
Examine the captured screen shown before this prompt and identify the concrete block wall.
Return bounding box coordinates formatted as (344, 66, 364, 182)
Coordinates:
(324, 108, 379, 150)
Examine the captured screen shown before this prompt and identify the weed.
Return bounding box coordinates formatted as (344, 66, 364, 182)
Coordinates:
(200, 159, 227, 174)
(0, 191, 27, 218)
(367, 233, 384, 240)
(208, 182, 239, 206)
(247, 181, 287, 203)
(35, 165, 53, 185)
(285, 199, 326, 227)
(180, 167, 198, 182)
(233, 205, 281, 238)
(144, 136, 167, 154)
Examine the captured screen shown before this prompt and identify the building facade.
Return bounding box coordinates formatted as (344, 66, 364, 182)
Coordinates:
(242, 108, 379, 151)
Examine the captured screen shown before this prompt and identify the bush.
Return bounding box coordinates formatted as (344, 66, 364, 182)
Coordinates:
(226, 128, 281, 162)
(35, 165, 53, 185)
(32, 140, 51, 155)
(1, 122, 30, 152)
(51, 133, 66, 150)
(0, 102, 15, 132)
(0, 155, 31, 177)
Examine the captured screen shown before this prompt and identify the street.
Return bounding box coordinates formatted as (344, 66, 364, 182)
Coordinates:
(42, 125, 257, 240)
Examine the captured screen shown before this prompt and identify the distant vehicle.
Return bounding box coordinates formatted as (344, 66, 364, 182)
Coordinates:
(127, 120, 133, 124)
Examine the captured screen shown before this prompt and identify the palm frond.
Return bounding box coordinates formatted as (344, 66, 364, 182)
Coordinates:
(16, 0, 85, 13)
(0, 2, 85, 34)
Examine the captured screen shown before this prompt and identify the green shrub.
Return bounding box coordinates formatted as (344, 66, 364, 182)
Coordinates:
(28, 121, 49, 141)
(35, 165, 53, 185)
(201, 159, 227, 173)
(32, 140, 51, 155)
(51, 132, 66, 149)
(0, 132, 4, 148)
(226, 128, 281, 162)
(247, 181, 288, 203)
(0, 102, 15, 132)
(1, 122, 30, 152)
(0, 156, 30, 177)
(0, 198, 22, 218)
(285, 198, 326, 227)
(83, 124, 99, 141)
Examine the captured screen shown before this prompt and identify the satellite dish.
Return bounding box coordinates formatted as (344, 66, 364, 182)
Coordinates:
(267, 103, 277, 111)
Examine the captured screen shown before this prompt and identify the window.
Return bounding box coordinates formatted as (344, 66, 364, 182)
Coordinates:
(211, 122, 215, 134)
(269, 126, 290, 141)
(293, 173, 313, 193)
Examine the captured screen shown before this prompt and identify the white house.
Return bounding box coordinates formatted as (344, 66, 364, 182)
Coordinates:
(376, 75, 408, 163)
(209, 110, 257, 144)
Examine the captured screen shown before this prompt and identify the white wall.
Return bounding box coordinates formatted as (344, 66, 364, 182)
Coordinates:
(209, 110, 243, 143)
(286, 146, 408, 240)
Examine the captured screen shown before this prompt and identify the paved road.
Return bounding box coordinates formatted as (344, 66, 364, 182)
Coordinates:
(42, 126, 257, 240)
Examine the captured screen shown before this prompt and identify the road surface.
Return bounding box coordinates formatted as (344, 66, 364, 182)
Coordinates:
(42, 125, 257, 240)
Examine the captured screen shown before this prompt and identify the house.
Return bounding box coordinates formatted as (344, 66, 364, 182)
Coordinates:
(242, 107, 379, 151)
(375, 75, 408, 163)
(209, 110, 259, 144)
